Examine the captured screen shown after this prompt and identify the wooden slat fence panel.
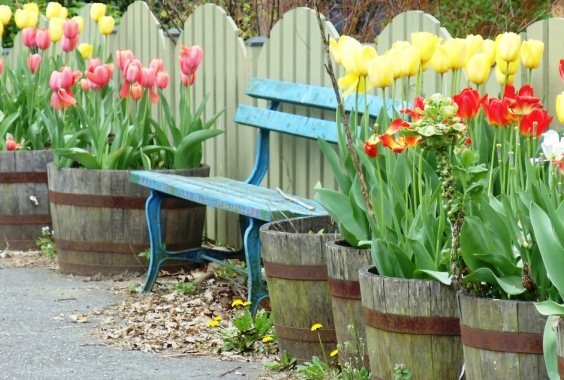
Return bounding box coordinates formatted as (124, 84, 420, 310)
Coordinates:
(2, 2, 563, 247)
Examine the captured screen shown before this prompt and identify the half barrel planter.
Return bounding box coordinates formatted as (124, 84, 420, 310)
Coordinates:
(555, 317, 564, 379)
(359, 266, 463, 380)
(0, 150, 53, 250)
(458, 292, 548, 379)
(259, 215, 339, 363)
(47, 164, 209, 275)
(325, 240, 371, 368)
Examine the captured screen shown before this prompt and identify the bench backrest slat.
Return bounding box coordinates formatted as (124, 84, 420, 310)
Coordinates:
(234, 105, 338, 143)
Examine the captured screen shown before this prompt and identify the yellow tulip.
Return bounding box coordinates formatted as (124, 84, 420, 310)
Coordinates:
(496, 32, 521, 62)
(556, 92, 564, 124)
(23, 3, 39, 16)
(465, 53, 491, 85)
(482, 39, 496, 66)
(495, 65, 514, 85)
(58, 6, 68, 20)
(354, 45, 378, 76)
(0, 23, 3, 37)
(77, 43, 93, 59)
(443, 38, 468, 70)
(368, 55, 394, 89)
(521, 39, 544, 69)
(411, 31, 440, 63)
(330, 35, 361, 70)
(72, 15, 84, 33)
(46, 2, 62, 19)
(429, 44, 451, 74)
(0, 5, 12, 26)
(90, 3, 107, 22)
(495, 55, 520, 75)
(98, 15, 115, 35)
(465, 34, 484, 57)
(384, 47, 405, 79)
(14, 9, 30, 29)
(48, 18, 64, 42)
(400, 46, 421, 77)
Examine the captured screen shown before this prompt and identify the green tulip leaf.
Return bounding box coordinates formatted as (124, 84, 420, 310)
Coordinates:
(461, 267, 525, 296)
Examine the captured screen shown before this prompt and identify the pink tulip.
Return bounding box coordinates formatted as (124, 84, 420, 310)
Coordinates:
(27, 53, 41, 74)
(149, 58, 164, 73)
(179, 45, 203, 77)
(124, 59, 142, 83)
(0, 59, 3, 75)
(60, 36, 78, 52)
(139, 67, 156, 88)
(116, 49, 134, 72)
(49, 66, 81, 110)
(22, 27, 37, 48)
(156, 71, 169, 89)
(35, 28, 51, 50)
(180, 72, 196, 87)
(85, 60, 113, 89)
(63, 19, 79, 39)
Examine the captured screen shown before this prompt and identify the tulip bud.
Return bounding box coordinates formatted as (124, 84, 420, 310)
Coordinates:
(27, 53, 41, 74)
(495, 55, 520, 75)
(22, 27, 37, 48)
(6, 134, 17, 151)
(443, 38, 468, 70)
(0, 22, 3, 37)
(521, 39, 544, 70)
(63, 19, 79, 39)
(0, 59, 4, 75)
(0, 5, 11, 26)
(482, 39, 496, 66)
(367, 55, 393, 89)
(495, 65, 514, 85)
(14, 9, 30, 29)
(60, 36, 78, 52)
(496, 32, 521, 62)
(429, 44, 451, 74)
(353, 45, 378, 76)
(150, 58, 164, 73)
(90, 3, 106, 22)
(400, 46, 421, 77)
(156, 71, 169, 89)
(98, 15, 115, 35)
(411, 31, 440, 63)
(130, 83, 143, 101)
(49, 18, 64, 43)
(139, 67, 156, 88)
(35, 28, 51, 50)
(77, 43, 93, 59)
(23, 3, 39, 16)
(556, 92, 564, 125)
(46, 2, 62, 19)
(465, 34, 484, 57)
(465, 53, 491, 85)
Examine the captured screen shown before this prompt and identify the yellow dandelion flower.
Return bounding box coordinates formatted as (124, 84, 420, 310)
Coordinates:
(213, 315, 222, 322)
(311, 323, 323, 331)
(242, 301, 252, 307)
(207, 320, 220, 327)
(330, 349, 339, 357)
(262, 335, 273, 343)
(231, 299, 244, 307)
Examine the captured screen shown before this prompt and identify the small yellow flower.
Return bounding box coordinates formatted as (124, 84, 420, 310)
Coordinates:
(207, 320, 220, 327)
(242, 301, 252, 307)
(213, 315, 222, 322)
(98, 15, 115, 35)
(90, 2, 106, 22)
(231, 299, 244, 307)
(262, 335, 273, 343)
(77, 43, 93, 59)
(311, 323, 323, 332)
(330, 349, 339, 357)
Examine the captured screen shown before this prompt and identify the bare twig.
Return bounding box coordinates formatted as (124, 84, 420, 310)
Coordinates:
(313, 1, 376, 225)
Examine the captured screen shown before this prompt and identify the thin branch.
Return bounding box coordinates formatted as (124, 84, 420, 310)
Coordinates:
(313, 1, 376, 225)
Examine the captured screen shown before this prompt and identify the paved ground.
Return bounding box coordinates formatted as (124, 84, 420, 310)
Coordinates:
(0, 264, 269, 380)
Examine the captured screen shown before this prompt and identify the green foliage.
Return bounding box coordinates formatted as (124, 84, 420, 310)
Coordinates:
(219, 306, 275, 354)
(296, 356, 336, 380)
(35, 225, 56, 258)
(265, 350, 297, 372)
(392, 364, 412, 380)
(174, 282, 197, 295)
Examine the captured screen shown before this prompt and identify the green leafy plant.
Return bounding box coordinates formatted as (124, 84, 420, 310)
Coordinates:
(265, 350, 297, 372)
(393, 364, 412, 380)
(174, 281, 197, 295)
(218, 299, 276, 354)
(334, 324, 371, 380)
(35, 226, 56, 258)
(296, 323, 339, 380)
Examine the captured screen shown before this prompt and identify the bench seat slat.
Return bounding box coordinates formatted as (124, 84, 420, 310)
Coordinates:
(130, 171, 327, 222)
(234, 105, 338, 143)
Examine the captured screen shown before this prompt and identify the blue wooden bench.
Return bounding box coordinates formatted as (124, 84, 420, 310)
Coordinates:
(130, 77, 390, 315)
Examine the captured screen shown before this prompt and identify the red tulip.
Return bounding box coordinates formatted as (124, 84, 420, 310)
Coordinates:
(5, 134, 17, 151)
(49, 67, 81, 110)
(482, 96, 513, 127)
(60, 35, 78, 52)
(0, 59, 3, 75)
(364, 135, 379, 157)
(139, 67, 156, 88)
(27, 53, 41, 74)
(84, 60, 113, 89)
(156, 71, 169, 89)
(453, 87, 481, 119)
(519, 108, 552, 137)
(401, 96, 425, 122)
(503, 84, 542, 117)
(559, 59, 564, 82)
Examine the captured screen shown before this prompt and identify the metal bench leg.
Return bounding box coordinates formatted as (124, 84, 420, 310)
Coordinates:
(141, 190, 165, 293)
(243, 217, 269, 316)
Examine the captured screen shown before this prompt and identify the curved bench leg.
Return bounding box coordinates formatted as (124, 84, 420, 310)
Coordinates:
(243, 217, 269, 316)
(141, 190, 165, 293)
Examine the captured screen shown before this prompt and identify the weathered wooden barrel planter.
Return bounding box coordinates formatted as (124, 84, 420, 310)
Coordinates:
(47, 164, 209, 275)
(359, 266, 463, 380)
(260, 215, 338, 363)
(458, 292, 548, 380)
(0, 150, 53, 250)
(325, 240, 371, 367)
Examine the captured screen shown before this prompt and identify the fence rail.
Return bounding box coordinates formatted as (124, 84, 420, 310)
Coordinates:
(4, 1, 563, 246)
